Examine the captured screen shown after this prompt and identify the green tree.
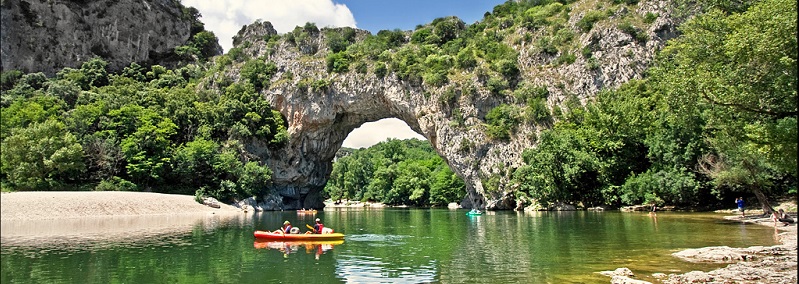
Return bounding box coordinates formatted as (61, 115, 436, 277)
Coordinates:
(1, 119, 85, 189)
(652, 0, 797, 212)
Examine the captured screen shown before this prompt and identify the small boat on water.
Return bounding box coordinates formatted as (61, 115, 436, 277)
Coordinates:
(297, 209, 317, 214)
(466, 210, 483, 216)
(253, 230, 345, 241)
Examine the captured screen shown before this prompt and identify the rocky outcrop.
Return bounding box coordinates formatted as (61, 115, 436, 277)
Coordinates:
(225, 0, 686, 210)
(662, 229, 798, 284)
(1, 0, 207, 75)
(604, 218, 798, 284)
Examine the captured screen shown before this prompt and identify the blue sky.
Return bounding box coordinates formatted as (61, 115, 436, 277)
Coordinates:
(181, 0, 506, 148)
(337, 0, 504, 33)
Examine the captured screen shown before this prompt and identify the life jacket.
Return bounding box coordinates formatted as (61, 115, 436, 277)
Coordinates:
(314, 223, 324, 234)
(283, 225, 292, 234)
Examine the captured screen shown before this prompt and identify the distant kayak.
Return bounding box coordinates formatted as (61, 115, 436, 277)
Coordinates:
(466, 211, 483, 216)
(297, 209, 317, 214)
(254, 230, 344, 241)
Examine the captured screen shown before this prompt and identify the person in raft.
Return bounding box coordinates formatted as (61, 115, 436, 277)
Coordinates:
(735, 197, 745, 217)
(772, 209, 795, 226)
(313, 218, 324, 234)
(274, 221, 293, 234)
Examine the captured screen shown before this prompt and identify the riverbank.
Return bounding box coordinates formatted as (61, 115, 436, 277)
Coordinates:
(0, 191, 242, 221)
(1, 191, 248, 247)
(659, 215, 797, 284)
(603, 205, 797, 283)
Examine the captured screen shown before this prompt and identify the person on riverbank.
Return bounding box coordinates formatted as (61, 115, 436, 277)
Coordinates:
(772, 209, 795, 226)
(274, 221, 293, 234)
(735, 197, 745, 217)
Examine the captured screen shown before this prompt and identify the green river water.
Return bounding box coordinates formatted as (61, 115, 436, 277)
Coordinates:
(1, 208, 778, 283)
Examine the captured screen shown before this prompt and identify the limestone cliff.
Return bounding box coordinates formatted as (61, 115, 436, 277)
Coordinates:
(223, 0, 687, 210)
(1, 0, 214, 75)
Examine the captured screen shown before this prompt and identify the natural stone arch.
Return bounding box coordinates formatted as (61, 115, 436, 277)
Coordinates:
(230, 6, 680, 210)
(246, 71, 468, 210)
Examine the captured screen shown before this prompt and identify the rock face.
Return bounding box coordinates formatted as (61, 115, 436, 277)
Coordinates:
(2, 0, 686, 210)
(226, 0, 686, 210)
(1, 0, 201, 75)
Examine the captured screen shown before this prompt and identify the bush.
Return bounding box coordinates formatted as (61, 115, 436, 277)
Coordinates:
(326, 52, 350, 73)
(644, 12, 658, 24)
(485, 104, 520, 140)
(353, 61, 368, 74)
(554, 52, 576, 65)
(535, 37, 558, 55)
(514, 84, 549, 104)
(492, 59, 520, 79)
(577, 10, 606, 32)
(1, 70, 24, 91)
(486, 76, 509, 94)
(414, 28, 441, 44)
(326, 27, 357, 53)
(522, 3, 564, 29)
(95, 177, 138, 191)
(240, 58, 277, 89)
(377, 29, 406, 48)
(526, 98, 551, 123)
(432, 17, 465, 44)
(311, 79, 331, 93)
(456, 47, 477, 69)
(374, 64, 388, 78)
(194, 188, 206, 204)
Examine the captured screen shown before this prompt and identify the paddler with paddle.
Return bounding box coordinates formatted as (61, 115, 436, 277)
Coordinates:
(305, 218, 324, 234)
(273, 220, 293, 234)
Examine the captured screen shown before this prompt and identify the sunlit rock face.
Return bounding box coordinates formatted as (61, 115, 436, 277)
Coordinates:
(233, 0, 683, 211)
(0, 0, 210, 75)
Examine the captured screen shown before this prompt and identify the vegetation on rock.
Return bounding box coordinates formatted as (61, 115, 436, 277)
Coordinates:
(1, 0, 795, 210)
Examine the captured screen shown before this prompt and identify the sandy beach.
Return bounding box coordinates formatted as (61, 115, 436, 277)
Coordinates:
(0, 191, 241, 221)
(1, 191, 248, 247)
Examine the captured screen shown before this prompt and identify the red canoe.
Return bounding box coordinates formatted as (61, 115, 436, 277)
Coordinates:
(253, 230, 345, 241)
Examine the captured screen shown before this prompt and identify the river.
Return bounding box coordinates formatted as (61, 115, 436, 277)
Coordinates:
(1, 208, 778, 283)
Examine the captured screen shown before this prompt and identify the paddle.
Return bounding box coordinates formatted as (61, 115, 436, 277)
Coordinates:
(306, 224, 316, 233)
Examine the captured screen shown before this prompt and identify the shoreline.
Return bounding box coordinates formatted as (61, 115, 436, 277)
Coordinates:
(0, 191, 242, 221)
(1, 191, 247, 247)
(604, 214, 797, 284)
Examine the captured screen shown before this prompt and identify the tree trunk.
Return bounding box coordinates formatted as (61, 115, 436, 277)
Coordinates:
(750, 184, 775, 215)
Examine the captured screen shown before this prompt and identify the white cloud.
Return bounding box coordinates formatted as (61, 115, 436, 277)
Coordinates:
(342, 118, 426, 149)
(181, 0, 357, 52)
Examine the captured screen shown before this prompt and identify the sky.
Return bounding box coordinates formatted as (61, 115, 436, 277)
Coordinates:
(180, 0, 505, 148)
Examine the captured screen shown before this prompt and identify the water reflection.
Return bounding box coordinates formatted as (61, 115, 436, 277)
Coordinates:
(253, 240, 342, 259)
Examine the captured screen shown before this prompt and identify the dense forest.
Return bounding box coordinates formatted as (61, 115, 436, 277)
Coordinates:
(1, 0, 795, 210)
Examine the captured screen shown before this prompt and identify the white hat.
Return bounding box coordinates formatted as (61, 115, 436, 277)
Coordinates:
(315, 218, 320, 222)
